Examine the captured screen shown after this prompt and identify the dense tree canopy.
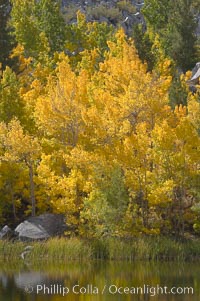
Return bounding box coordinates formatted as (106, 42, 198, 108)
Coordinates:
(0, 0, 14, 68)
(142, 0, 199, 71)
(10, 0, 66, 60)
(0, 1, 199, 237)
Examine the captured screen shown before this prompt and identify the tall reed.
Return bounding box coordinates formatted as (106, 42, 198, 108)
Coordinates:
(1, 236, 200, 262)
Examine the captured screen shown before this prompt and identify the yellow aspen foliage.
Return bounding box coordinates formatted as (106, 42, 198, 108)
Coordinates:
(1, 1, 200, 237)
(187, 93, 200, 130)
(37, 153, 85, 224)
(35, 56, 89, 148)
(0, 119, 40, 161)
(152, 113, 200, 193)
(10, 44, 32, 73)
(0, 119, 41, 216)
(77, 49, 100, 76)
(5, 26, 197, 236)
(0, 161, 29, 220)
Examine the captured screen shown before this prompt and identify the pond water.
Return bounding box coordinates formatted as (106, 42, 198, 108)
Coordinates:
(0, 261, 199, 301)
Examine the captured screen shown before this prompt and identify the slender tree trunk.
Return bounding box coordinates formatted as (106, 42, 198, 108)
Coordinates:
(28, 163, 36, 216)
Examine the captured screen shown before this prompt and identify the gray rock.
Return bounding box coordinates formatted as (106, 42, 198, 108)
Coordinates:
(15, 221, 50, 241)
(187, 62, 200, 91)
(0, 225, 13, 240)
(190, 62, 200, 84)
(14, 272, 46, 289)
(15, 214, 67, 241)
(99, 16, 109, 23)
(61, 0, 199, 38)
(62, 0, 145, 35)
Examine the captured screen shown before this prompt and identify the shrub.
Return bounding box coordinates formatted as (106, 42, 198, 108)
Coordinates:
(87, 5, 122, 23)
(117, 1, 136, 14)
(63, 5, 78, 23)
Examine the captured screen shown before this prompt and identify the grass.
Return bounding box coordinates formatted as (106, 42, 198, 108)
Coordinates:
(1, 236, 200, 262)
(30, 238, 92, 261)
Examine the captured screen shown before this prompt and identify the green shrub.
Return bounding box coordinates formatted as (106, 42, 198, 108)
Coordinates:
(63, 5, 78, 23)
(87, 5, 122, 23)
(117, 1, 136, 14)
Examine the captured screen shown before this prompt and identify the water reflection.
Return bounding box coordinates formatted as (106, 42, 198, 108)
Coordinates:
(0, 261, 199, 301)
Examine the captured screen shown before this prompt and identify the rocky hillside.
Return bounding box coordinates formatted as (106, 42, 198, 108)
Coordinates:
(61, 0, 200, 37)
(61, 0, 145, 35)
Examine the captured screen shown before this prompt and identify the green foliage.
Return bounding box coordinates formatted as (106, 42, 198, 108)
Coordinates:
(10, 0, 66, 59)
(65, 12, 115, 69)
(132, 24, 155, 71)
(36, 0, 67, 54)
(81, 191, 114, 237)
(80, 166, 129, 238)
(0, 161, 27, 223)
(0, 0, 15, 69)
(142, 0, 199, 71)
(169, 73, 189, 108)
(165, 0, 198, 71)
(0, 66, 26, 124)
(142, 0, 171, 31)
(11, 0, 44, 58)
